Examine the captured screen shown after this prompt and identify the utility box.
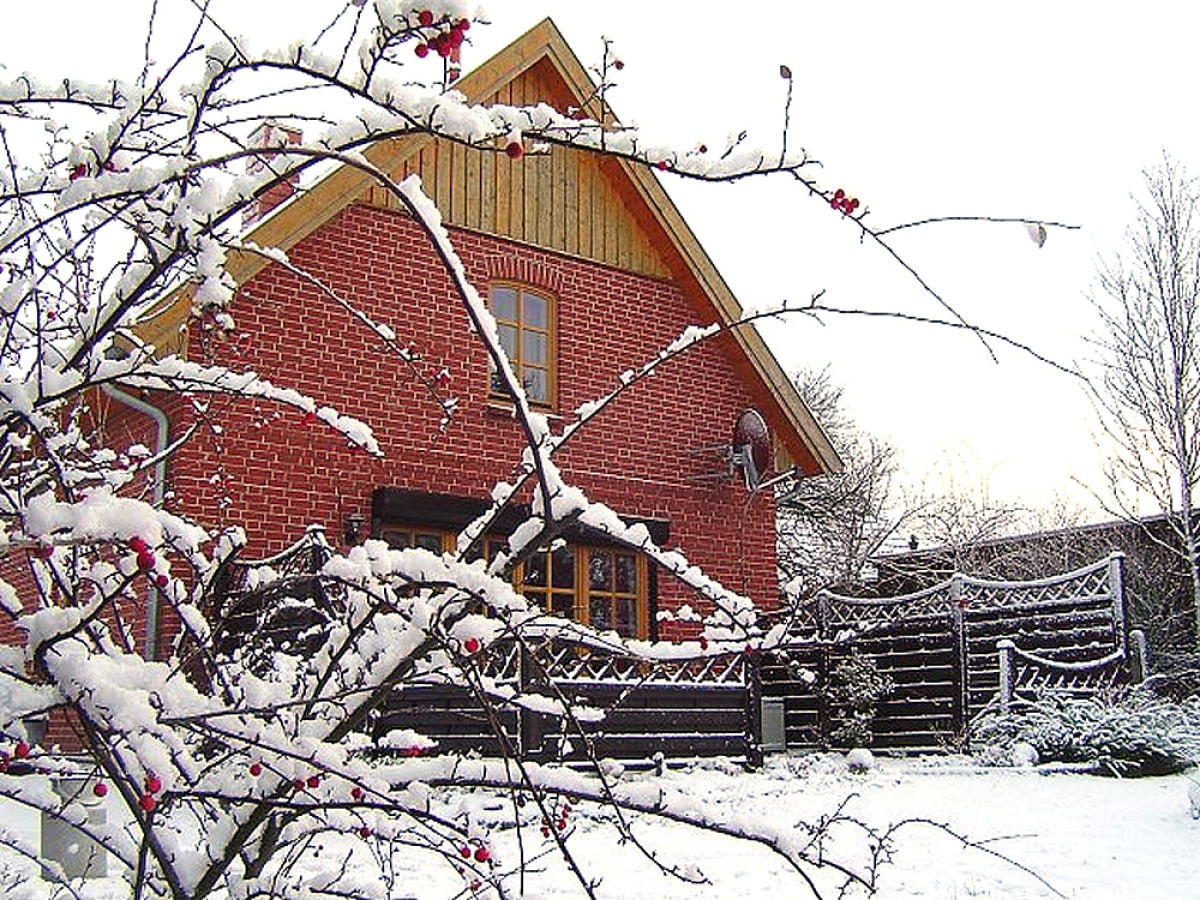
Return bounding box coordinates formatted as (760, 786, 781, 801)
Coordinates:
(41, 776, 107, 879)
(760, 697, 787, 755)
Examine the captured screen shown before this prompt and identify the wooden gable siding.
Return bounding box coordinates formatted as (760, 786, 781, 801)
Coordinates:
(364, 60, 670, 279)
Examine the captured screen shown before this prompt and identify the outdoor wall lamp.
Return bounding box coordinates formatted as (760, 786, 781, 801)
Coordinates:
(344, 512, 365, 546)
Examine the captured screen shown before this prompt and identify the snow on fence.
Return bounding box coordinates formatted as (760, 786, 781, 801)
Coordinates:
(763, 553, 1143, 753)
(996, 628, 1148, 712)
(199, 529, 760, 766)
(375, 641, 758, 765)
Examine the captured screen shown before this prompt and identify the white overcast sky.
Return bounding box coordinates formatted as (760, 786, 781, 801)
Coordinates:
(6, 1, 1199, 520)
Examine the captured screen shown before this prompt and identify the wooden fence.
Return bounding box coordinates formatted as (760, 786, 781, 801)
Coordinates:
(763, 553, 1143, 752)
(200, 529, 760, 764)
(375, 640, 760, 764)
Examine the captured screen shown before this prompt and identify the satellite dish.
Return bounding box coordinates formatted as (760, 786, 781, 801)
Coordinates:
(730, 409, 771, 490)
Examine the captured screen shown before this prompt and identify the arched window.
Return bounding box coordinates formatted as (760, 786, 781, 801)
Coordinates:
(489, 283, 554, 408)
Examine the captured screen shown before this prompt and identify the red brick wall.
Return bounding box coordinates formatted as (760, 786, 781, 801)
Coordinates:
(169, 203, 779, 636)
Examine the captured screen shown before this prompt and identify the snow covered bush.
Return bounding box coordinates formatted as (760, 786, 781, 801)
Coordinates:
(822, 651, 894, 749)
(971, 691, 1200, 776)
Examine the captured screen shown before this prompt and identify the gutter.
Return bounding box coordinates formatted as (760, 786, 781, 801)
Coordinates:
(100, 385, 168, 661)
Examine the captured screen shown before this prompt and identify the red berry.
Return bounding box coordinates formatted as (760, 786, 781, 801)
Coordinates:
(415, 43, 429, 58)
(351, 786, 364, 800)
(249, 762, 262, 776)
(69, 163, 87, 181)
(404, 746, 421, 757)
(128, 536, 149, 554)
(656, 160, 669, 171)
(92, 782, 108, 798)
(301, 411, 318, 425)
(436, 38, 452, 57)
(34, 545, 54, 560)
(135, 550, 155, 572)
(613, 59, 625, 71)
(154, 573, 169, 590)
(459, 845, 471, 859)
(848, 198, 860, 213)
(139, 793, 157, 813)
(293, 778, 305, 791)
(464, 637, 480, 654)
(697, 144, 708, 154)
(358, 826, 372, 838)
(14, 742, 30, 760)
(145, 774, 163, 794)
(473, 846, 490, 863)
(505, 141, 524, 160)
(834, 188, 845, 201)
(306, 774, 321, 789)
(540, 826, 550, 837)
(699, 637, 709, 651)
(457, 18, 470, 31)
(448, 28, 464, 48)
(418, 9, 433, 26)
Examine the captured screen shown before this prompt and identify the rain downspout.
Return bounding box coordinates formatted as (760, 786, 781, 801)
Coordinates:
(101, 385, 168, 661)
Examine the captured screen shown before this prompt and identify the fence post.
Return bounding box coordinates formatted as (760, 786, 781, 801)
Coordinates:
(996, 639, 1015, 713)
(744, 653, 764, 768)
(1108, 552, 1128, 651)
(949, 574, 968, 734)
(1129, 628, 1149, 684)
(518, 640, 541, 759)
(816, 591, 831, 641)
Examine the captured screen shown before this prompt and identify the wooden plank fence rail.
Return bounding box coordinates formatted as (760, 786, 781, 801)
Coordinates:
(375, 639, 760, 765)
(764, 553, 1145, 753)
(202, 530, 762, 765)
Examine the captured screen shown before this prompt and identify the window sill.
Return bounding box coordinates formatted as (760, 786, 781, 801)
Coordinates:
(485, 399, 563, 422)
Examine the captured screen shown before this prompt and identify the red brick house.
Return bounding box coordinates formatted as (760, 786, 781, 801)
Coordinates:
(128, 18, 838, 649)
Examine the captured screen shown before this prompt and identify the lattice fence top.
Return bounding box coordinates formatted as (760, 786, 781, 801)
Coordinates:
(481, 638, 747, 686)
(807, 553, 1123, 633)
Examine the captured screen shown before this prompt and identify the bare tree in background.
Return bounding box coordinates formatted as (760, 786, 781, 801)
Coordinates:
(1089, 155, 1200, 647)
(777, 367, 910, 598)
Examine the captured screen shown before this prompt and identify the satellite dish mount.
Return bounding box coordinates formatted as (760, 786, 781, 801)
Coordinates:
(690, 409, 772, 491)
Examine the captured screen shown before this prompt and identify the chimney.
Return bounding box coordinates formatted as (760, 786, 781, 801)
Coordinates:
(245, 121, 302, 225)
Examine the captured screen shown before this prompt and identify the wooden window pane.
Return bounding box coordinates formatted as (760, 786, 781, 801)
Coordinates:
(414, 533, 442, 552)
(615, 554, 637, 594)
(523, 550, 547, 587)
(589, 553, 612, 592)
(498, 323, 517, 357)
(523, 292, 548, 328)
(493, 286, 517, 321)
(589, 596, 611, 632)
(550, 592, 574, 619)
(615, 598, 635, 635)
(551, 546, 575, 588)
(524, 368, 548, 403)
(523, 331, 547, 365)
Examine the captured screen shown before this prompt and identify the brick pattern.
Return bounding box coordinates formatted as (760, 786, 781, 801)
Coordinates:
(166, 203, 780, 636)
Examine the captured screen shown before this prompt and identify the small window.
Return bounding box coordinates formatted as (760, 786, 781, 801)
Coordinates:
(489, 283, 555, 407)
(380, 528, 451, 553)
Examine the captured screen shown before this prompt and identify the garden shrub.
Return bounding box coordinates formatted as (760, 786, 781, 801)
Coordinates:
(823, 651, 894, 749)
(972, 691, 1200, 776)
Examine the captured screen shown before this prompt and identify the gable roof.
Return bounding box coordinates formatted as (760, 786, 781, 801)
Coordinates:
(139, 18, 840, 477)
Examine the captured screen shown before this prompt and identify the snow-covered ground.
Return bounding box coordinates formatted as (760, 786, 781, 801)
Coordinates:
(5, 753, 1198, 899)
